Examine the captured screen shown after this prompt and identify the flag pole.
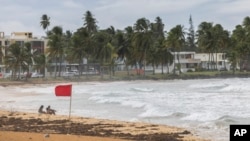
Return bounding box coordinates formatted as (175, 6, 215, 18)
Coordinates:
(69, 87, 72, 120)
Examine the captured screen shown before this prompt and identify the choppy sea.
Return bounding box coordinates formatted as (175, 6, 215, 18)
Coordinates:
(1, 78, 250, 141)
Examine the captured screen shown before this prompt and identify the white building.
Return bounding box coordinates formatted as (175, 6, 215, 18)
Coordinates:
(171, 52, 201, 73)
(194, 53, 230, 70)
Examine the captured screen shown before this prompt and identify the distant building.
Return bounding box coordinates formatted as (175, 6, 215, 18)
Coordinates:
(171, 52, 201, 73)
(0, 32, 46, 77)
(194, 53, 230, 71)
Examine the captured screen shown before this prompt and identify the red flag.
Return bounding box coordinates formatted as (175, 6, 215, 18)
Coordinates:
(55, 84, 72, 96)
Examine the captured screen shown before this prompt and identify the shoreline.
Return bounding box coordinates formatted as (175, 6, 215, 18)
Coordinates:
(0, 110, 209, 141)
(1, 72, 250, 87)
(0, 78, 224, 141)
(1, 73, 250, 86)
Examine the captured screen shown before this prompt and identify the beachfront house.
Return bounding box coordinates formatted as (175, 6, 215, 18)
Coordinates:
(138, 52, 201, 74)
(170, 52, 201, 73)
(194, 53, 230, 71)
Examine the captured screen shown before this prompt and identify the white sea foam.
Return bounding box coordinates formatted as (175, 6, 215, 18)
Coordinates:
(130, 87, 154, 92)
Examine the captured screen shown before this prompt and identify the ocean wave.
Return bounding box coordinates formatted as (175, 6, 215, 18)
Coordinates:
(166, 112, 188, 118)
(141, 112, 188, 119)
(189, 83, 228, 89)
(181, 112, 221, 121)
(130, 87, 154, 92)
(89, 95, 146, 108)
(219, 84, 250, 92)
(218, 115, 237, 122)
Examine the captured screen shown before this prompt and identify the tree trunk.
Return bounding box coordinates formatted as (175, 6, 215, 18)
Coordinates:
(59, 55, 62, 77)
(125, 61, 130, 76)
(161, 62, 164, 75)
(54, 57, 57, 78)
(153, 62, 155, 75)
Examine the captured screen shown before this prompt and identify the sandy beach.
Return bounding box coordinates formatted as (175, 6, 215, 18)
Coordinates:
(0, 109, 208, 141)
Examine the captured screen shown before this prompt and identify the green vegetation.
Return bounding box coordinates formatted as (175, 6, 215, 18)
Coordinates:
(1, 11, 250, 81)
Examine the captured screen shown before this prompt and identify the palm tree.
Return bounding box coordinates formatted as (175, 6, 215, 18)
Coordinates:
(0, 45, 4, 64)
(133, 18, 153, 76)
(243, 16, 250, 30)
(33, 54, 46, 74)
(197, 22, 215, 70)
(149, 16, 165, 74)
(242, 16, 250, 70)
(22, 42, 34, 79)
(166, 25, 185, 74)
(0, 45, 6, 75)
(156, 38, 174, 74)
(226, 27, 238, 74)
(107, 43, 117, 78)
(116, 26, 134, 76)
(40, 14, 50, 34)
(94, 30, 117, 78)
(231, 24, 249, 71)
(212, 24, 230, 69)
(47, 26, 64, 77)
(67, 27, 89, 76)
(4, 43, 30, 80)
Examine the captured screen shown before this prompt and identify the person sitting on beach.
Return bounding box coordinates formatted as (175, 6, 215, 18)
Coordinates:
(38, 105, 46, 114)
(46, 105, 56, 115)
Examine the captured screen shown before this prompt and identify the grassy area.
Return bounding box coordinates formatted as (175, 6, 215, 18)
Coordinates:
(1, 70, 250, 84)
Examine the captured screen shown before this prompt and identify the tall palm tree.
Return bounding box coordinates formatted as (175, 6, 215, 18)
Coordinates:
(197, 22, 215, 70)
(117, 26, 134, 76)
(231, 24, 249, 71)
(40, 14, 50, 34)
(149, 16, 165, 74)
(212, 24, 230, 69)
(47, 26, 64, 77)
(166, 25, 185, 74)
(133, 18, 153, 76)
(242, 16, 250, 70)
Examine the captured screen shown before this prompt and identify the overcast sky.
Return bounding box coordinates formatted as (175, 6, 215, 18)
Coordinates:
(1, 0, 250, 37)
